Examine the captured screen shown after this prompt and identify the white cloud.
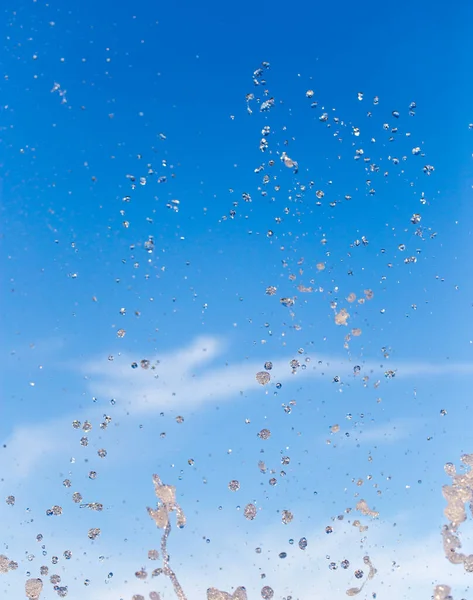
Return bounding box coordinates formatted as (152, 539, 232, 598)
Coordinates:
(81, 334, 293, 413)
(2, 335, 472, 483)
(349, 417, 420, 444)
(0, 417, 74, 480)
(390, 361, 473, 377)
(79, 335, 473, 415)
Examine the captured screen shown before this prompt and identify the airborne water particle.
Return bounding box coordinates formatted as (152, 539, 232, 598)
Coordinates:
(258, 429, 271, 440)
(356, 500, 379, 518)
(46, 505, 63, 517)
(261, 587, 274, 599)
(228, 480, 240, 492)
(25, 578, 43, 599)
(0, 556, 11, 573)
(256, 371, 271, 385)
(433, 585, 452, 600)
(280, 297, 294, 308)
(335, 309, 349, 326)
(135, 569, 148, 579)
(244, 504, 257, 520)
(281, 510, 293, 524)
(88, 528, 101, 540)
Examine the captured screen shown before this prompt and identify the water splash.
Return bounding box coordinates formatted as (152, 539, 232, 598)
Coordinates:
(441, 454, 473, 571)
(147, 475, 187, 600)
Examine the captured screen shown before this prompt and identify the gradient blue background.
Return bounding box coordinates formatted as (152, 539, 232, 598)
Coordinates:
(1, 0, 473, 598)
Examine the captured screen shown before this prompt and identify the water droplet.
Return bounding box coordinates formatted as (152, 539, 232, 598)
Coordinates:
(244, 503, 257, 520)
(228, 480, 240, 492)
(282, 510, 293, 524)
(258, 429, 271, 440)
(256, 371, 271, 385)
(88, 528, 101, 540)
(355, 569, 364, 579)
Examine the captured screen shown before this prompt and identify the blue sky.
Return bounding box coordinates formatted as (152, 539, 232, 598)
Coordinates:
(2, 0, 473, 599)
